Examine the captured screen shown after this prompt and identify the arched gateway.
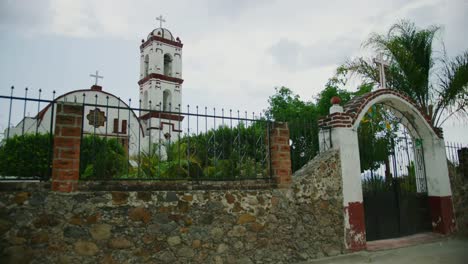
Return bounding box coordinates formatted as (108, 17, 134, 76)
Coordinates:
(318, 89, 455, 251)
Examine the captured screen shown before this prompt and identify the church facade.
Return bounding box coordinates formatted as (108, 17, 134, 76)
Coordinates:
(4, 23, 184, 156)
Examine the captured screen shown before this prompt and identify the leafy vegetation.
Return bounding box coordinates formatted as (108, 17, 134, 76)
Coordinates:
(0, 134, 52, 179)
(80, 136, 127, 180)
(133, 122, 269, 180)
(345, 20, 468, 127)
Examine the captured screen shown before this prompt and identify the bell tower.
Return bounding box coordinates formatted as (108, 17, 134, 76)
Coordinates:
(139, 16, 184, 147)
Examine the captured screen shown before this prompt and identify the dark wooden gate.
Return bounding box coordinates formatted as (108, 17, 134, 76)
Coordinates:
(359, 106, 431, 241)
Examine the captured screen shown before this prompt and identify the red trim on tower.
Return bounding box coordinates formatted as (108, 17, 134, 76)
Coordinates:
(148, 122, 182, 132)
(140, 36, 183, 50)
(138, 73, 184, 85)
(139, 111, 185, 121)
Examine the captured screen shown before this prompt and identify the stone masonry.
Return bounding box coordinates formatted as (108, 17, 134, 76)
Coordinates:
(0, 150, 343, 264)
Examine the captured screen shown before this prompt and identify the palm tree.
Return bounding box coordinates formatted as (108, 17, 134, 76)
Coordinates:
(346, 20, 468, 127)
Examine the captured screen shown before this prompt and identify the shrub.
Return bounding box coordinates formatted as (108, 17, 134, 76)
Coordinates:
(0, 134, 52, 179)
(79, 136, 127, 180)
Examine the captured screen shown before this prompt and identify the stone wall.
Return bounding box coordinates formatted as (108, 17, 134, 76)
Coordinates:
(448, 163, 468, 237)
(0, 150, 343, 264)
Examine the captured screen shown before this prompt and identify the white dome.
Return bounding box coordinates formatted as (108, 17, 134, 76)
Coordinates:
(148, 28, 174, 41)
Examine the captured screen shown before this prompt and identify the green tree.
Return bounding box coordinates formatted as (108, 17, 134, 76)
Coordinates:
(346, 20, 468, 127)
(265, 86, 319, 171)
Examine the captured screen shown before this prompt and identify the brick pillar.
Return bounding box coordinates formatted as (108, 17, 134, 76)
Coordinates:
(51, 102, 83, 193)
(270, 122, 292, 188)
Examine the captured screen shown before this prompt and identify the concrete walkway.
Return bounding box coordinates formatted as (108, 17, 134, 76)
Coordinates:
(307, 238, 468, 264)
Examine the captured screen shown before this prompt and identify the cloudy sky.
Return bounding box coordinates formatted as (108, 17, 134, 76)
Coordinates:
(0, 0, 467, 142)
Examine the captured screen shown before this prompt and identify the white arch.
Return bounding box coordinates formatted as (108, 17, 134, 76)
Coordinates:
(351, 94, 437, 140)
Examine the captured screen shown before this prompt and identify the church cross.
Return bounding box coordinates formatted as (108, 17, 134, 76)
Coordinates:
(156, 15, 166, 28)
(90, 70, 104, 85)
(373, 54, 390, 89)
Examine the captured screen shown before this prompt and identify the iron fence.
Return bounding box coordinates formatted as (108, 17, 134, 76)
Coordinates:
(445, 142, 467, 167)
(0, 87, 56, 181)
(75, 93, 272, 181)
(288, 119, 321, 173)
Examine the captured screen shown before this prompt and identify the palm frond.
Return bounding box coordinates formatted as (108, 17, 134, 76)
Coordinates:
(433, 51, 468, 126)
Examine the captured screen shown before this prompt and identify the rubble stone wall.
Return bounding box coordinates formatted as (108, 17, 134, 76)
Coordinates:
(0, 150, 343, 264)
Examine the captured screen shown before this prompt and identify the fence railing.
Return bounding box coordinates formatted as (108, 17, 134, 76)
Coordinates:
(0, 87, 56, 181)
(288, 119, 321, 172)
(0, 87, 273, 182)
(445, 142, 467, 167)
(78, 98, 272, 181)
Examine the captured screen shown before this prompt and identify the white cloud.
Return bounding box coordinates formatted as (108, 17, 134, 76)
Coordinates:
(1, 0, 467, 141)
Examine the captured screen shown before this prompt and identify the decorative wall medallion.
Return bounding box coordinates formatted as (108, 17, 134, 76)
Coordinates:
(87, 108, 106, 128)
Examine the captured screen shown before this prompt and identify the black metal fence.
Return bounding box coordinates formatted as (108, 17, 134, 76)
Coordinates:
(446, 142, 468, 180)
(0, 87, 56, 181)
(445, 142, 467, 166)
(75, 94, 272, 181)
(288, 120, 320, 172)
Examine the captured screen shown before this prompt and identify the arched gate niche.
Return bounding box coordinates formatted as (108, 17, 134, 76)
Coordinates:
(318, 89, 455, 251)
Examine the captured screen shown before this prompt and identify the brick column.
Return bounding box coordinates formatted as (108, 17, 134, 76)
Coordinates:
(270, 122, 292, 188)
(51, 102, 83, 192)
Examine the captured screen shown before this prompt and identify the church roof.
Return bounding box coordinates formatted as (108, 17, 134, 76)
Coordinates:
(35, 86, 145, 135)
(148, 28, 174, 41)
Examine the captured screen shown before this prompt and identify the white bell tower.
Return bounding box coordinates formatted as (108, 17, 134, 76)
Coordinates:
(139, 16, 184, 147)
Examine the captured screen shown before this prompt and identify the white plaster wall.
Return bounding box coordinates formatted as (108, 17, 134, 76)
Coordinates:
(331, 127, 363, 204)
(423, 136, 452, 196)
(9, 90, 145, 156)
(351, 93, 451, 198)
(141, 42, 180, 79)
(352, 94, 435, 140)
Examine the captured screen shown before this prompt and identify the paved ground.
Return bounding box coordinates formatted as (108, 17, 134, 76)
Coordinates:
(307, 238, 468, 264)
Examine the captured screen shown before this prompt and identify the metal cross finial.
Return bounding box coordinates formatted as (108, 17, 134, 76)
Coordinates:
(90, 70, 104, 85)
(374, 53, 390, 89)
(156, 15, 166, 28)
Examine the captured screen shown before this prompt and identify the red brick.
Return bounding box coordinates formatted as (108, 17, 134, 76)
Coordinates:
(52, 181, 77, 193)
(273, 122, 288, 129)
(75, 117, 83, 126)
(272, 137, 289, 145)
(55, 169, 79, 180)
(62, 104, 83, 115)
(278, 129, 289, 137)
(54, 137, 81, 148)
(60, 127, 81, 137)
(279, 145, 290, 152)
(270, 145, 279, 152)
(59, 148, 80, 159)
(52, 159, 79, 170)
(56, 115, 76, 125)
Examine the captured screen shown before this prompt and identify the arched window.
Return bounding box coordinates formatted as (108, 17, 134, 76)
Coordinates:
(163, 90, 172, 111)
(164, 54, 172, 76)
(144, 55, 149, 77)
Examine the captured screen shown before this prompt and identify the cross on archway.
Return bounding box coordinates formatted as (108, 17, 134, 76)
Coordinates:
(373, 54, 390, 89)
(156, 15, 166, 28)
(90, 70, 104, 85)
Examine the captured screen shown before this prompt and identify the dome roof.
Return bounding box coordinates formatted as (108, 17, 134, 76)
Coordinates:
(148, 28, 174, 41)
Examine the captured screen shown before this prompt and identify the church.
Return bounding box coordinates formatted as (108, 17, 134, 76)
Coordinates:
(5, 18, 184, 155)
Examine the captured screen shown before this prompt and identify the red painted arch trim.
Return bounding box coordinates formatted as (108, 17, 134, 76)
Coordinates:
(139, 111, 185, 122)
(318, 89, 442, 138)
